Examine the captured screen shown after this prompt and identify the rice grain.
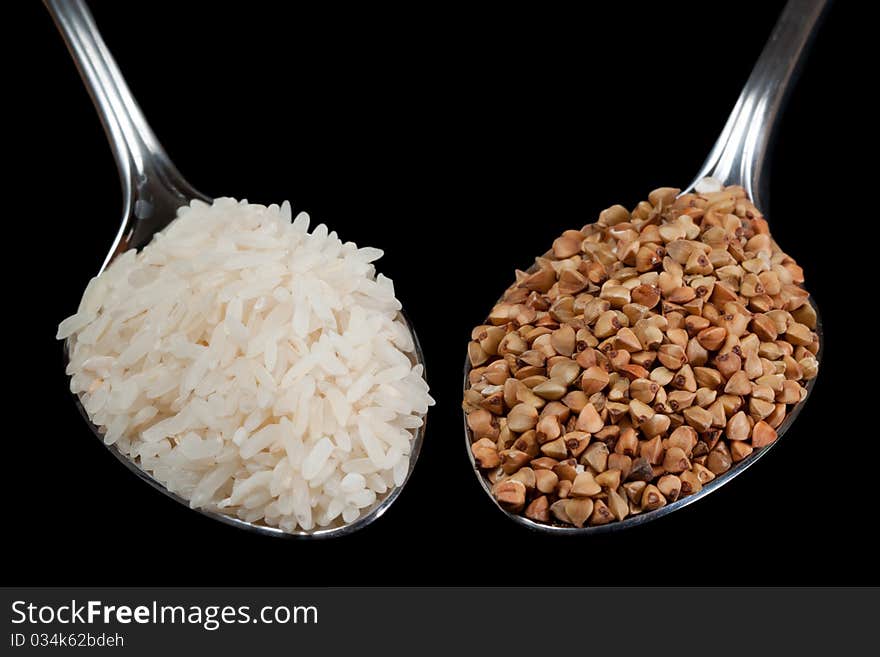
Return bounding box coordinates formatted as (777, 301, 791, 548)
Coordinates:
(59, 198, 432, 532)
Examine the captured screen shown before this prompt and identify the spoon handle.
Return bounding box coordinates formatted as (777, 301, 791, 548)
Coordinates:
(687, 0, 829, 209)
(45, 0, 206, 268)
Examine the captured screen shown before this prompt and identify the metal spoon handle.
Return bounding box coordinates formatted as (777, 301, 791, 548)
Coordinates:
(45, 0, 165, 180)
(687, 0, 829, 209)
(45, 0, 206, 268)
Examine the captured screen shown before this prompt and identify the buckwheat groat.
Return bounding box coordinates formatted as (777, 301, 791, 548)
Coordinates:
(464, 182, 818, 527)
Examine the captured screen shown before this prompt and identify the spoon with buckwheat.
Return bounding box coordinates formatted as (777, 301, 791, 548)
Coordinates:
(463, 0, 826, 533)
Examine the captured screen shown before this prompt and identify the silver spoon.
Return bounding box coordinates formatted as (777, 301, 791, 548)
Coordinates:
(464, 0, 827, 534)
(48, 0, 427, 538)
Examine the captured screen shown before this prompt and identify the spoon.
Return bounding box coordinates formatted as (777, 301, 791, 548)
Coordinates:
(464, 0, 827, 534)
(48, 0, 427, 538)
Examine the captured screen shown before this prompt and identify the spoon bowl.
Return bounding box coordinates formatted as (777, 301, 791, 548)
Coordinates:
(49, 0, 428, 538)
(463, 300, 821, 534)
(67, 313, 426, 539)
(463, 0, 827, 533)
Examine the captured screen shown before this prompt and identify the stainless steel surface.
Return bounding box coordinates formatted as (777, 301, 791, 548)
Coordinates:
(464, 0, 828, 534)
(49, 0, 427, 538)
(46, 0, 209, 273)
(685, 0, 829, 210)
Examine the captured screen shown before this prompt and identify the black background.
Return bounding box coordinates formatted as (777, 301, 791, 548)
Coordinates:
(10, 1, 869, 584)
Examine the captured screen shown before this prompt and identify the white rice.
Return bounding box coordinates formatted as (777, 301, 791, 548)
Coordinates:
(58, 198, 433, 533)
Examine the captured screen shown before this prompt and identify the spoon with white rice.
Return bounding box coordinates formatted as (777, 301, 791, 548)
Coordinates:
(49, 0, 433, 538)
